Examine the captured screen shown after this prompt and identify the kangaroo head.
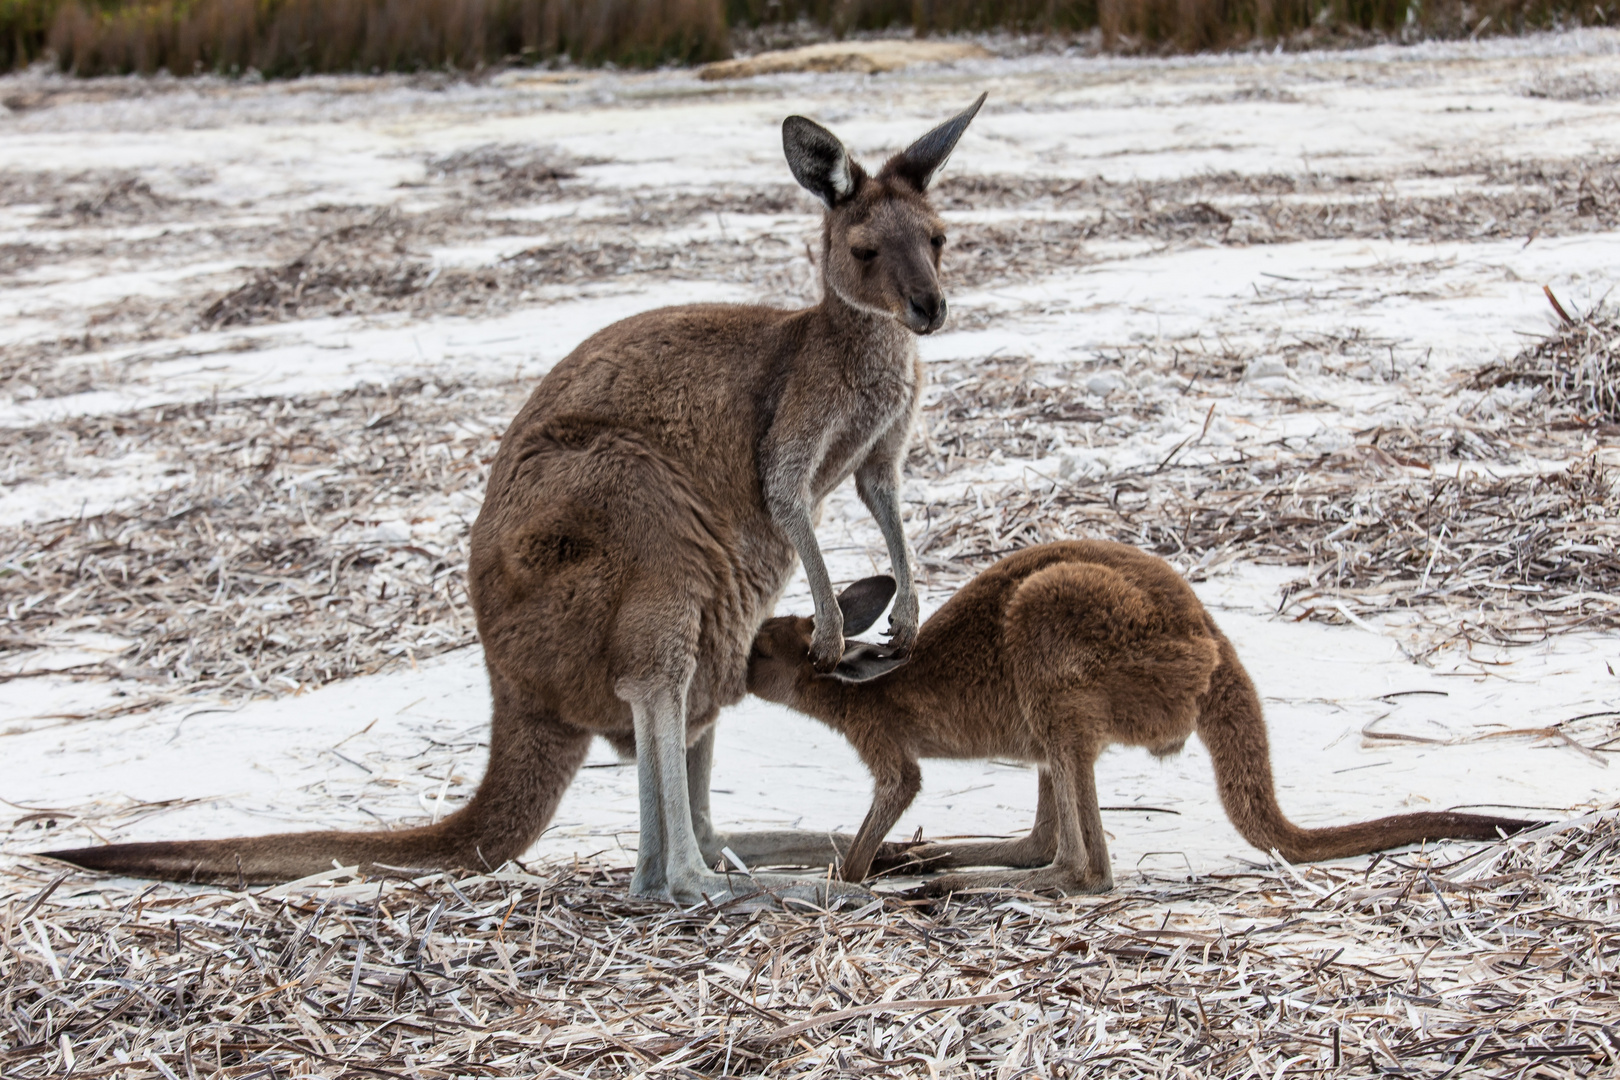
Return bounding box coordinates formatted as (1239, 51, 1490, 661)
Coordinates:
(782, 94, 986, 335)
(748, 575, 905, 701)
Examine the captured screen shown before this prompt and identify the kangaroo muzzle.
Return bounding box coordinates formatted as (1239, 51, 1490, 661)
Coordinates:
(904, 291, 947, 335)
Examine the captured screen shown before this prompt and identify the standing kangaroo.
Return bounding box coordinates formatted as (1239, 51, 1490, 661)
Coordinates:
(44, 96, 989, 906)
(747, 540, 1538, 894)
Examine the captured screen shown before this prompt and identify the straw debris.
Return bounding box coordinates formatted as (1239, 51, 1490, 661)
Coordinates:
(4, 811, 1617, 1078)
(1472, 301, 1620, 424)
(905, 352, 1620, 656)
(1, 378, 526, 706)
(426, 144, 585, 204)
(178, 151, 1620, 328)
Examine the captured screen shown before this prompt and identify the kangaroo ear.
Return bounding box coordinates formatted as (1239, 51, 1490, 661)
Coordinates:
(783, 115, 858, 209)
(836, 575, 896, 635)
(830, 641, 909, 684)
(883, 92, 987, 193)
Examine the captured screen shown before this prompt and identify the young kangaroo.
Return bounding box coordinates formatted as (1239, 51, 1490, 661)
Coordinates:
(43, 96, 988, 906)
(747, 540, 1539, 894)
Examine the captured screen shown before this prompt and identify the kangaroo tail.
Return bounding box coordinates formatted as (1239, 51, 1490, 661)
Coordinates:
(42, 819, 488, 886)
(1195, 633, 1540, 863)
(42, 698, 592, 885)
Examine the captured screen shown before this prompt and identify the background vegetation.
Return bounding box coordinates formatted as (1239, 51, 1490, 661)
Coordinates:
(0, 0, 1614, 77)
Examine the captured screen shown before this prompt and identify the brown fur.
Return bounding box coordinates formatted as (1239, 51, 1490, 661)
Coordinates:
(43, 96, 990, 906)
(747, 540, 1540, 894)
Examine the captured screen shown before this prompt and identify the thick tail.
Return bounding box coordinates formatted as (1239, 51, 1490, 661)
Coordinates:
(1195, 633, 1539, 863)
(43, 819, 493, 886)
(41, 687, 592, 885)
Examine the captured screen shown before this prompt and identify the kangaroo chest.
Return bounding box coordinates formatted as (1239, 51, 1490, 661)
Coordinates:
(810, 356, 920, 498)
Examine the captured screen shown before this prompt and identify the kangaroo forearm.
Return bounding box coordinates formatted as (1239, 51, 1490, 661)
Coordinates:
(856, 469, 916, 598)
(775, 500, 837, 616)
(869, 488, 916, 598)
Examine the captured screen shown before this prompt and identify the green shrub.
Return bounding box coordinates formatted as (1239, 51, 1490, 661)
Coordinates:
(2, 0, 1614, 75)
(8, 0, 729, 75)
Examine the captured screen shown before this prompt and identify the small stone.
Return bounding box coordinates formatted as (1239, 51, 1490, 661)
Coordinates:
(367, 520, 412, 543)
(1243, 357, 1289, 381)
(1085, 372, 1126, 397)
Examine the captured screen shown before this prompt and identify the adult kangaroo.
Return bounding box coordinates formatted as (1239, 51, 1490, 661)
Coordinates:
(746, 540, 1539, 894)
(45, 95, 988, 906)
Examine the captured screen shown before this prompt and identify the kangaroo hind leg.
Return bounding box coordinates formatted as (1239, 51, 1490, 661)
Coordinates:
(919, 756, 1112, 897)
(874, 767, 1059, 875)
(618, 607, 869, 909)
(921, 732, 1113, 897)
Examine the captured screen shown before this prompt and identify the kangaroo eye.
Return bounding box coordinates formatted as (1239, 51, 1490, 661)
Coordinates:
(851, 247, 878, 262)
(930, 235, 946, 248)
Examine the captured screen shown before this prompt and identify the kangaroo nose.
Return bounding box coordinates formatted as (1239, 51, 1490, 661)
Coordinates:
(906, 294, 946, 333)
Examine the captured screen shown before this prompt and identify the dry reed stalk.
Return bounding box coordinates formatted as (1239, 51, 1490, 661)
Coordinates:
(3, 810, 1617, 1077)
(1, 378, 527, 709)
(185, 154, 1620, 332)
(903, 341, 1620, 659)
(1472, 302, 1620, 424)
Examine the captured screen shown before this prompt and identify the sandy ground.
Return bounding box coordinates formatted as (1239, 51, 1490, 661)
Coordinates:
(4, 31, 1619, 886)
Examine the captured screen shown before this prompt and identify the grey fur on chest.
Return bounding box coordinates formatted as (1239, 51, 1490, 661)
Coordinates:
(815, 381, 920, 492)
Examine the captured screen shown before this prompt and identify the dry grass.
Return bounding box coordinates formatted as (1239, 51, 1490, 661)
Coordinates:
(425, 143, 585, 203)
(1472, 299, 1620, 424)
(905, 340, 1620, 657)
(182, 153, 1620, 332)
(915, 449, 1620, 651)
(0, 167, 207, 224)
(1, 378, 525, 709)
(195, 200, 821, 329)
(11, 150, 1612, 359)
(1525, 68, 1620, 102)
(3, 811, 1619, 1077)
(937, 157, 1620, 253)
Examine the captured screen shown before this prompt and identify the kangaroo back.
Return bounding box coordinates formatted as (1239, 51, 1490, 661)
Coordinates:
(1195, 632, 1536, 862)
(1005, 556, 1220, 742)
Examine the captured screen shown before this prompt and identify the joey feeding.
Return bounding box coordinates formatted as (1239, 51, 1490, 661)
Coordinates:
(43, 95, 989, 907)
(748, 541, 1541, 895)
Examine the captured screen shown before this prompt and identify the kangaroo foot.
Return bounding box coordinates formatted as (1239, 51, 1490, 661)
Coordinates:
(911, 865, 1114, 898)
(702, 829, 858, 871)
(868, 838, 1057, 876)
(647, 868, 872, 909)
(867, 840, 953, 876)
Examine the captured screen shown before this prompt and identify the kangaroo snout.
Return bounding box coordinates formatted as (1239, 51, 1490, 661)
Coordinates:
(905, 292, 947, 334)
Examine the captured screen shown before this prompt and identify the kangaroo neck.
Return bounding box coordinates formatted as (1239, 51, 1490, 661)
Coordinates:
(815, 273, 913, 378)
(795, 673, 893, 736)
